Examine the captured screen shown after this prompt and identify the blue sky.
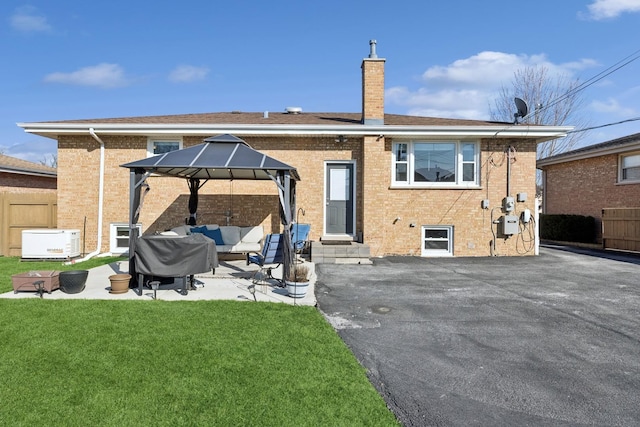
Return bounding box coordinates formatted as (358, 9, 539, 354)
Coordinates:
(2, 0, 640, 163)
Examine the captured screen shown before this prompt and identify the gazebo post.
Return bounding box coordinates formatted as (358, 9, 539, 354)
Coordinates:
(128, 169, 149, 281)
(278, 171, 295, 283)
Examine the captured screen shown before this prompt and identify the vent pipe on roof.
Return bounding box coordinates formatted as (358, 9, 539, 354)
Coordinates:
(369, 39, 378, 58)
(285, 107, 302, 114)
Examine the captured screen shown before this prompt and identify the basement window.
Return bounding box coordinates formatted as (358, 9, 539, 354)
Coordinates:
(619, 152, 640, 183)
(110, 223, 142, 254)
(421, 225, 453, 257)
(147, 138, 182, 157)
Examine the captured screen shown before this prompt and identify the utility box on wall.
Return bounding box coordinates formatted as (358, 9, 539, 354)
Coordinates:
(500, 215, 519, 236)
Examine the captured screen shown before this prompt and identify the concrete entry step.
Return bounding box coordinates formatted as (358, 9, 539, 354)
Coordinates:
(310, 241, 371, 264)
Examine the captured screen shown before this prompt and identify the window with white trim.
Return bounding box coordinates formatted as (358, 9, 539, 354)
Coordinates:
(147, 138, 182, 157)
(619, 152, 640, 183)
(392, 141, 479, 187)
(421, 225, 453, 257)
(110, 223, 142, 254)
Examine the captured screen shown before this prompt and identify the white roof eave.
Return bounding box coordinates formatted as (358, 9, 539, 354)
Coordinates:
(17, 122, 573, 142)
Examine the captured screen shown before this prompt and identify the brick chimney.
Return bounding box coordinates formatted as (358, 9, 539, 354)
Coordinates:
(361, 39, 386, 125)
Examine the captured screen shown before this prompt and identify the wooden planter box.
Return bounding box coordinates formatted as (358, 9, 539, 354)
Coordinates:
(12, 271, 60, 294)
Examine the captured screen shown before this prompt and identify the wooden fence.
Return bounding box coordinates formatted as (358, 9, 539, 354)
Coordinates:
(602, 208, 640, 253)
(0, 192, 57, 257)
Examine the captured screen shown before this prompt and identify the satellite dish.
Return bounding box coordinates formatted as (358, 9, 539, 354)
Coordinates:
(513, 97, 529, 124)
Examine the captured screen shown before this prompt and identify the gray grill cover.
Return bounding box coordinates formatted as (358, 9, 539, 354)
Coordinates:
(134, 233, 218, 277)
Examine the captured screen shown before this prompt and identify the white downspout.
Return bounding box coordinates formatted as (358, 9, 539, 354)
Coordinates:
(68, 128, 105, 263)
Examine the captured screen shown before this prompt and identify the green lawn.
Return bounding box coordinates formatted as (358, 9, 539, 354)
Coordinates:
(0, 257, 399, 426)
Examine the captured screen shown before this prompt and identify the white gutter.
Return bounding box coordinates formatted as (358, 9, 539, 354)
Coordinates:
(67, 128, 105, 263)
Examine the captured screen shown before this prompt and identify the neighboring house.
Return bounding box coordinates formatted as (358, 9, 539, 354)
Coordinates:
(18, 42, 570, 258)
(0, 154, 57, 256)
(0, 153, 56, 193)
(538, 132, 640, 243)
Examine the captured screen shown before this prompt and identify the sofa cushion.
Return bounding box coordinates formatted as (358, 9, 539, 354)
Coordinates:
(170, 225, 190, 235)
(190, 225, 207, 234)
(220, 227, 241, 245)
(205, 228, 225, 245)
(190, 226, 225, 245)
(231, 242, 261, 253)
(216, 245, 234, 253)
(240, 226, 264, 244)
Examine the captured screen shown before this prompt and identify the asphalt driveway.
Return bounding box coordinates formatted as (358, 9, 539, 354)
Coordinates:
(315, 246, 640, 426)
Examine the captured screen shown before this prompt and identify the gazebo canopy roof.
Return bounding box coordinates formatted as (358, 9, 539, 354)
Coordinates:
(121, 134, 300, 181)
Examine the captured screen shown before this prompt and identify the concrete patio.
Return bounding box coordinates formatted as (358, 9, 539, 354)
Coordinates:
(0, 259, 316, 305)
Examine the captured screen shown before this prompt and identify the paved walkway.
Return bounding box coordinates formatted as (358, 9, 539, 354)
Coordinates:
(1, 259, 316, 305)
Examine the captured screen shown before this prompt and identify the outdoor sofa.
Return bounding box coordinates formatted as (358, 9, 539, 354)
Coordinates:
(162, 224, 263, 254)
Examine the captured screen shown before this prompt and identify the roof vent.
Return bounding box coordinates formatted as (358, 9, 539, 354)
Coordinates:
(285, 107, 302, 114)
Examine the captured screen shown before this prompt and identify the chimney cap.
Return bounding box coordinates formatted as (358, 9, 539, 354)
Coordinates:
(369, 39, 378, 58)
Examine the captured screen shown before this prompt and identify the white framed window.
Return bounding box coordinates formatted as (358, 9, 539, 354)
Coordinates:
(392, 141, 479, 187)
(421, 225, 453, 257)
(619, 152, 640, 183)
(147, 138, 182, 157)
(110, 223, 142, 254)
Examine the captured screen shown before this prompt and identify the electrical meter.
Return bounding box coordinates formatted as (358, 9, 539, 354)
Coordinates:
(502, 196, 515, 212)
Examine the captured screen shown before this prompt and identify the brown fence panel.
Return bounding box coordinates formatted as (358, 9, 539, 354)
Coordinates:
(602, 208, 640, 253)
(0, 192, 57, 256)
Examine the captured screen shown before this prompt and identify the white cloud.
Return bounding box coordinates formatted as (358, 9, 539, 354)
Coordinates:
(10, 6, 52, 33)
(386, 51, 597, 120)
(43, 63, 129, 88)
(421, 52, 541, 89)
(584, 0, 640, 20)
(387, 87, 488, 119)
(590, 98, 637, 116)
(168, 65, 209, 83)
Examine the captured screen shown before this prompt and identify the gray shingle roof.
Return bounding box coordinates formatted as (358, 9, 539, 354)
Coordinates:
(0, 154, 57, 176)
(41, 111, 508, 127)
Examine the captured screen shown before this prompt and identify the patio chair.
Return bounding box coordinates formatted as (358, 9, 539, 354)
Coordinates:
(246, 233, 284, 284)
(291, 223, 311, 255)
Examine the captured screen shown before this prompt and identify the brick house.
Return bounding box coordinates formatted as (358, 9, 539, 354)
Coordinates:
(0, 154, 57, 256)
(18, 43, 570, 258)
(0, 153, 56, 193)
(537, 132, 640, 243)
